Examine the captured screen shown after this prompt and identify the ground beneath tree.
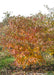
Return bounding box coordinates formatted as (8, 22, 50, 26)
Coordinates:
(1, 64, 54, 75)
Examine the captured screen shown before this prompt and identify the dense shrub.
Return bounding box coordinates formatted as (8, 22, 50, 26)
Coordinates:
(0, 14, 54, 69)
(0, 16, 46, 69)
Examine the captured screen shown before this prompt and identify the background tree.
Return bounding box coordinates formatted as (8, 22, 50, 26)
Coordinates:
(2, 11, 11, 25)
(44, 5, 54, 27)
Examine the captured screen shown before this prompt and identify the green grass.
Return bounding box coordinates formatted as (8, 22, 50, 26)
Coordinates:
(0, 56, 15, 69)
(46, 71, 54, 75)
(0, 46, 2, 51)
(0, 51, 15, 70)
